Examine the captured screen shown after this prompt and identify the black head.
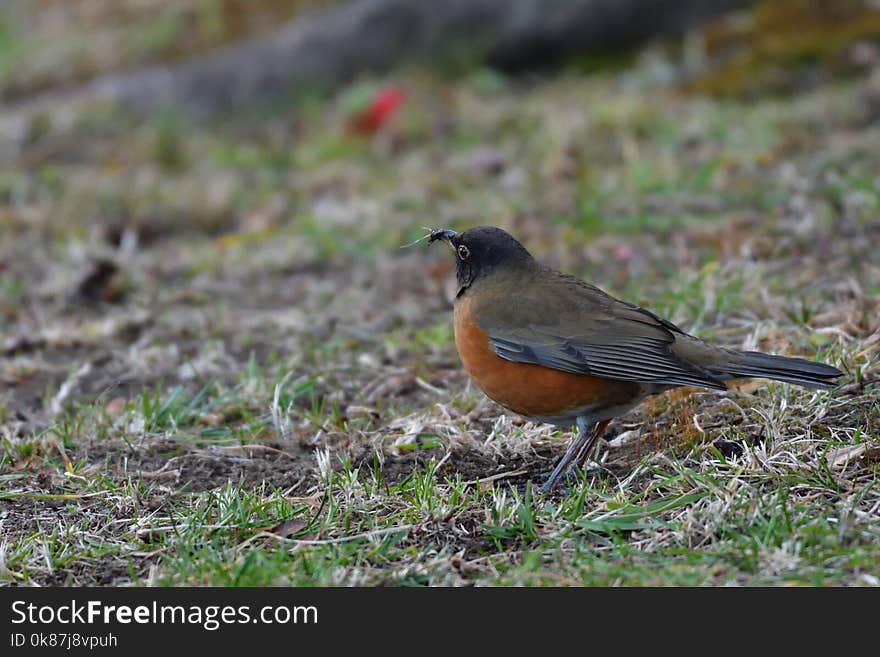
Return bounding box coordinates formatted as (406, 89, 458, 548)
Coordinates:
(429, 226, 534, 293)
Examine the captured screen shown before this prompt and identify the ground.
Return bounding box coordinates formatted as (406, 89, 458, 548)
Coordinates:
(1, 31, 879, 585)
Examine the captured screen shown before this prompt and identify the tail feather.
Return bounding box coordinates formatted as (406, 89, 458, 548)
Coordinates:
(709, 351, 843, 389)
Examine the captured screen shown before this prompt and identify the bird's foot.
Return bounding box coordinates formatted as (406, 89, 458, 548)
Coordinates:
(537, 462, 604, 495)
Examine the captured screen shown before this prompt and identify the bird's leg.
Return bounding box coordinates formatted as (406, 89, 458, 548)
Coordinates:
(540, 417, 598, 494)
(572, 418, 611, 470)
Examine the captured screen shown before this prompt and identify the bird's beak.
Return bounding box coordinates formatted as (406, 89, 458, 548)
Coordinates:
(428, 228, 458, 252)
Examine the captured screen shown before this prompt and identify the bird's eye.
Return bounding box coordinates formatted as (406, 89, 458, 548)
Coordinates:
(457, 244, 470, 260)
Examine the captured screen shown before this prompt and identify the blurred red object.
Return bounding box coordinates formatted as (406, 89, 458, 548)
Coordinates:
(348, 86, 405, 135)
(613, 243, 634, 262)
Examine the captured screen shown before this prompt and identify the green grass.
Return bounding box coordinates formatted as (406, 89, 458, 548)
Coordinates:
(7, 430, 875, 586)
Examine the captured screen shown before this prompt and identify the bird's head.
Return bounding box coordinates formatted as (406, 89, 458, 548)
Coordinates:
(428, 226, 535, 295)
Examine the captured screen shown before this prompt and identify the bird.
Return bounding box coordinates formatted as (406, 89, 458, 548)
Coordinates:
(428, 226, 843, 493)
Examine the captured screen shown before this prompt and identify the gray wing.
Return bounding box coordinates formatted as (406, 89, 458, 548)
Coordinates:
(481, 273, 726, 390)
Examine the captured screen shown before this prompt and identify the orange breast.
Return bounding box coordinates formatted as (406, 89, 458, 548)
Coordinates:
(453, 295, 616, 419)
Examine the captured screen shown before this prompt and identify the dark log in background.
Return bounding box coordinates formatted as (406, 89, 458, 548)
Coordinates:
(82, 0, 747, 113)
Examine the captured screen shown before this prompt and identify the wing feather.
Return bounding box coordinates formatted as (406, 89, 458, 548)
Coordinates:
(479, 271, 726, 390)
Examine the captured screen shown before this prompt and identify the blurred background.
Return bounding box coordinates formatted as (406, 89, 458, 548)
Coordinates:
(2, 0, 880, 588)
(1, 0, 879, 458)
